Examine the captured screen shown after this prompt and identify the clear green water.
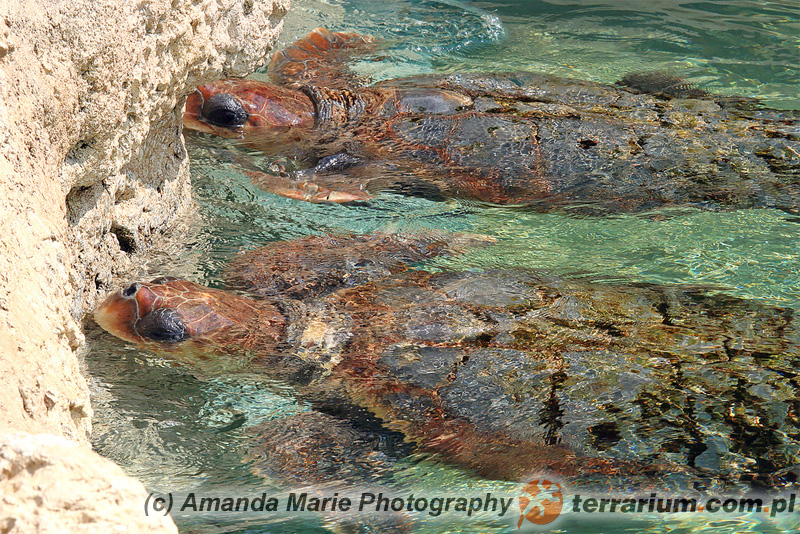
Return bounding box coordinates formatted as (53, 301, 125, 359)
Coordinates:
(86, 1, 800, 532)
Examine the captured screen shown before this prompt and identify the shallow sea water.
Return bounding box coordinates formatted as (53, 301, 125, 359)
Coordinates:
(86, 1, 800, 532)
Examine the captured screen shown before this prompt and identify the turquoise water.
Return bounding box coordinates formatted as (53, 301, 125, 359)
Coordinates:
(86, 1, 800, 533)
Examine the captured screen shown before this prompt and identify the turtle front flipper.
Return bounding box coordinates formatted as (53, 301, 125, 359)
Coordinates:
(246, 411, 402, 485)
(241, 150, 439, 204)
(248, 148, 456, 204)
(616, 71, 709, 99)
(208, 144, 360, 202)
(269, 27, 375, 90)
(243, 168, 373, 203)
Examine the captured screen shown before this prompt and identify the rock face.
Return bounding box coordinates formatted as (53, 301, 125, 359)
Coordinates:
(0, 0, 288, 530)
(0, 432, 179, 533)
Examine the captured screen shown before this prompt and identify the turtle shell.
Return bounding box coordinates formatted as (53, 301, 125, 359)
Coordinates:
(287, 268, 800, 483)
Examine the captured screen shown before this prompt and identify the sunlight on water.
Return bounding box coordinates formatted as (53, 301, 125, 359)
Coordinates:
(448, 208, 800, 306)
(87, 1, 800, 533)
(277, 0, 799, 108)
(273, 0, 506, 80)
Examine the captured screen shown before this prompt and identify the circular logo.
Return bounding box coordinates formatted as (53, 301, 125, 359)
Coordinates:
(518, 479, 564, 527)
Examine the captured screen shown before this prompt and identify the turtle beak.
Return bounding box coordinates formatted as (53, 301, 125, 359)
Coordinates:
(94, 288, 144, 343)
(182, 89, 213, 134)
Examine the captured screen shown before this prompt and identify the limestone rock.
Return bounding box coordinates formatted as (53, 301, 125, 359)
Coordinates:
(0, 0, 287, 450)
(0, 0, 288, 531)
(0, 432, 178, 533)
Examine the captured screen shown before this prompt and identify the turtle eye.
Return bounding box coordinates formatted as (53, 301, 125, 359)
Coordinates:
(135, 307, 187, 343)
(122, 283, 139, 298)
(201, 93, 249, 128)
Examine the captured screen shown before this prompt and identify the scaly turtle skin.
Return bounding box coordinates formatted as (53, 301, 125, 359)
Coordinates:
(183, 28, 800, 213)
(95, 233, 800, 487)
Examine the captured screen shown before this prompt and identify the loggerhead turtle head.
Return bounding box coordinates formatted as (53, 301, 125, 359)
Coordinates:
(183, 79, 316, 139)
(94, 278, 284, 360)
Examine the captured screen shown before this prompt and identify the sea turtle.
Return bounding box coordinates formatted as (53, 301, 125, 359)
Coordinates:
(183, 28, 800, 213)
(95, 233, 800, 488)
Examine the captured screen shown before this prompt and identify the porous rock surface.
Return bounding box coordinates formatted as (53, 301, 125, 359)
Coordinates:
(0, 432, 178, 533)
(0, 0, 288, 530)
